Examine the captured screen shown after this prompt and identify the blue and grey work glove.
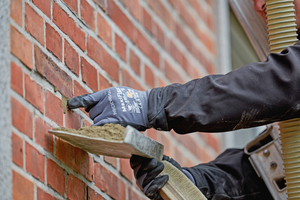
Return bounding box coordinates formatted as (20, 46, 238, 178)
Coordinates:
(130, 155, 195, 200)
(67, 86, 150, 131)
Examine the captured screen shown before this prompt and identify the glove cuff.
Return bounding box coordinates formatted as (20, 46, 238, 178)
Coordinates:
(147, 87, 170, 131)
(182, 169, 195, 185)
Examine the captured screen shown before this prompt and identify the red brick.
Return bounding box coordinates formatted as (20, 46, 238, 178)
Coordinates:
(45, 91, 63, 126)
(81, 0, 95, 31)
(10, 26, 33, 69)
(25, 142, 45, 182)
(79, 107, 89, 117)
(175, 23, 192, 51)
(65, 109, 81, 129)
(12, 132, 23, 167)
(186, 158, 197, 168)
(191, 45, 208, 67)
(147, 128, 158, 141)
(35, 45, 73, 97)
(197, 3, 207, 21)
(175, 51, 187, 71)
(170, 45, 187, 70)
(87, 36, 119, 82)
(97, 13, 112, 47)
(65, 0, 78, 14)
(207, 61, 216, 74)
(180, 54, 188, 72)
(47, 159, 66, 195)
(107, 0, 136, 41)
(13, 171, 34, 200)
(124, 0, 141, 21)
(55, 138, 93, 181)
(74, 81, 90, 116)
(46, 23, 62, 61)
(145, 65, 155, 88)
(206, 0, 213, 8)
(176, 134, 198, 157)
(11, 0, 23, 26)
(149, 1, 172, 30)
(74, 81, 88, 97)
(120, 158, 132, 181)
(128, 189, 145, 200)
(136, 30, 159, 67)
(164, 60, 184, 84)
(130, 50, 140, 75)
(115, 34, 126, 61)
(202, 32, 215, 54)
(164, 36, 171, 55)
(104, 156, 117, 168)
(160, 133, 171, 156)
(87, 187, 103, 200)
(67, 174, 86, 200)
(93, 0, 106, 11)
(64, 41, 79, 76)
(143, 8, 152, 33)
(155, 23, 165, 47)
(158, 77, 167, 87)
(35, 117, 54, 153)
(83, 119, 91, 127)
(178, 1, 196, 32)
(168, 41, 183, 67)
(25, 4, 44, 45)
(198, 146, 213, 163)
(188, 64, 202, 79)
(11, 97, 33, 138)
(167, 0, 177, 8)
(81, 58, 98, 91)
(37, 187, 57, 200)
(186, 0, 200, 16)
(94, 163, 126, 200)
(99, 74, 112, 90)
(25, 74, 44, 113)
(207, 13, 215, 31)
(201, 133, 220, 152)
(53, 2, 85, 50)
(122, 69, 143, 90)
(179, 154, 193, 167)
(33, 0, 51, 18)
(174, 146, 183, 166)
(11, 61, 23, 96)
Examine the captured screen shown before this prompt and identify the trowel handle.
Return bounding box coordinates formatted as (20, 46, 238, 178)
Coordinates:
(158, 161, 207, 200)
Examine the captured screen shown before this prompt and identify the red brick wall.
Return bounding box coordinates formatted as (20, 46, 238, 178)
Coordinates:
(10, 0, 220, 199)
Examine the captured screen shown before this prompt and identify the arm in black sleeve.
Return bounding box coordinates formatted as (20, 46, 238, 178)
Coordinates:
(183, 149, 273, 200)
(148, 41, 300, 133)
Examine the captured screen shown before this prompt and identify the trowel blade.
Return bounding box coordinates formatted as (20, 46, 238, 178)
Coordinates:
(48, 125, 164, 161)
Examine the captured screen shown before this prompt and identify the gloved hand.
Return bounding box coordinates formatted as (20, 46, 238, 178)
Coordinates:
(67, 86, 151, 131)
(130, 155, 195, 200)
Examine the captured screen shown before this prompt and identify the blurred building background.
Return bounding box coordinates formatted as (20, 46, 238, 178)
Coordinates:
(0, 0, 267, 199)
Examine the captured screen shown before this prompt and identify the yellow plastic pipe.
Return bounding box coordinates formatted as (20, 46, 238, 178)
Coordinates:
(265, 0, 299, 199)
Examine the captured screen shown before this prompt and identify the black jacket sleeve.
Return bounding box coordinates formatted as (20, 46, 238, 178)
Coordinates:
(148, 41, 300, 133)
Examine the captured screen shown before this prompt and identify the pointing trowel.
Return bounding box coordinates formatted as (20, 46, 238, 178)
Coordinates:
(49, 125, 207, 200)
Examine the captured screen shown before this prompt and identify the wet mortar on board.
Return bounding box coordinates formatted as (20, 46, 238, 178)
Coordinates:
(53, 123, 126, 141)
